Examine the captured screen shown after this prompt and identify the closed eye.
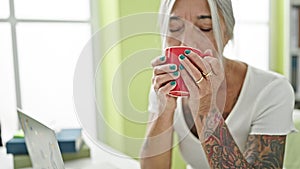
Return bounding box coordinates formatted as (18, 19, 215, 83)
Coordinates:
(200, 28, 212, 32)
(169, 16, 184, 33)
(169, 26, 184, 33)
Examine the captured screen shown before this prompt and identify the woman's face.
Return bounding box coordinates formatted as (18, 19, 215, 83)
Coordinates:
(167, 0, 228, 51)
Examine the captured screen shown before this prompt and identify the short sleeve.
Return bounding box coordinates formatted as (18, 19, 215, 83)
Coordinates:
(250, 77, 297, 135)
(148, 86, 159, 114)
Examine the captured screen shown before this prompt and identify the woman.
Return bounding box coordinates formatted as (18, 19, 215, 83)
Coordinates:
(140, 0, 296, 169)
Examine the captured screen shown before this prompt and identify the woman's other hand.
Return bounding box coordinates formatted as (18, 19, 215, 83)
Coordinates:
(151, 55, 180, 114)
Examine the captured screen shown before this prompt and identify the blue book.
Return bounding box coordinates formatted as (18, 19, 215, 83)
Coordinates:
(6, 128, 82, 155)
(6, 138, 27, 154)
(57, 128, 83, 153)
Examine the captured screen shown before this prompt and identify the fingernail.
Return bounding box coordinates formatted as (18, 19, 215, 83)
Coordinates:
(173, 71, 179, 76)
(184, 49, 191, 55)
(179, 54, 185, 60)
(169, 65, 176, 70)
(170, 81, 176, 86)
(179, 64, 184, 70)
(160, 56, 165, 61)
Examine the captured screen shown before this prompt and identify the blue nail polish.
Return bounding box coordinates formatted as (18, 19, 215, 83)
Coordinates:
(179, 64, 184, 70)
(160, 56, 165, 61)
(170, 81, 176, 86)
(184, 49, 191, 55)
(169, 65, 176, 70)
(179, 54, 185, 60)
(173, 71, 179, 76)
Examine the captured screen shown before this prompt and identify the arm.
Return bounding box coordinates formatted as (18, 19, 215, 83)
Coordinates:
(140, 109, 174, 169)
(140, 55, 179, 169)
(243, 134, 286, 168)
(200, 110, 286, 169)
(178, 50, 287, 168)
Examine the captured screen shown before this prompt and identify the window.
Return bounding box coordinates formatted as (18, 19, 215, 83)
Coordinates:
(0, 0, 93, 143)
(14, 0, 90, 20)
(224, 0, 270, 70)
(17, 23, 91, 128)
(0, 0, 10, 19)
(0, 22, 17, 143)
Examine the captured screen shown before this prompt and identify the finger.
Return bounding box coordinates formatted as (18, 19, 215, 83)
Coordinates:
(178, 66, 199, 97)
(157, 81, 177, 95)
(153, 64, 177, 75)
(151, 55, 167, 67)
(152, 71, 180, 92)
(203, 56, 221, 76)
(178, 54, 204, 83)
(183, 50, 212, 76)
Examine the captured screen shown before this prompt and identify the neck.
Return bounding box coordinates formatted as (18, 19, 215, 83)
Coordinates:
(221, 57, 233, 81)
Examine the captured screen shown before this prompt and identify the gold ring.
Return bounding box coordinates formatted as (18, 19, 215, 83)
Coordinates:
(196, 76, 204, 84)
(203, 71, 213, 78)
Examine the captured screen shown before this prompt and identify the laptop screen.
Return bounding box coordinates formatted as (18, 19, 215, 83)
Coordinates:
(17, 109, 65, 169)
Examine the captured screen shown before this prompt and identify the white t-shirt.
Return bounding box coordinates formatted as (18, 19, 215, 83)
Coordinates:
(148, 65, 297, 169)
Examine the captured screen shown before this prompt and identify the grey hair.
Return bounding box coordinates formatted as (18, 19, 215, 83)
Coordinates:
(159, 0, 235, 54)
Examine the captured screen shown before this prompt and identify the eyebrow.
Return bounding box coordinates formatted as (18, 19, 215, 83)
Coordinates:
(169, 16, 181, 20)
(169, 15, 212, 21)
(197, 15, 212, 19)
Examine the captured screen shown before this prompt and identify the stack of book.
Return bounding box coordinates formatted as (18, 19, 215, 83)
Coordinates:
(5, 128, 90, 169)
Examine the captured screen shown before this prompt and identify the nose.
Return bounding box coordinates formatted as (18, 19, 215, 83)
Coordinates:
(179, 25, 198, 48)
(166, 20, 201, 47)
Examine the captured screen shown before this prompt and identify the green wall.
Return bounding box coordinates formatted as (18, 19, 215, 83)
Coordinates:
(95, 0, 186, 168)
(96, 0, 124, 151)
(269, 0, 287, 74)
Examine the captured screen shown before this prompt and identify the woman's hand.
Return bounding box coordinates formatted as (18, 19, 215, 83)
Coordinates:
(140, 56, 180, 168)
(151, 55, 180, 114)
(178, 49, 225, 140)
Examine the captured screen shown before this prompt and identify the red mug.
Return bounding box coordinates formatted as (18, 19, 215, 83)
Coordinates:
(165, 46, 205, 97)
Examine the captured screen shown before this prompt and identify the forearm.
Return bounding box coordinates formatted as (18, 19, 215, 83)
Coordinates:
(200, 118, 254, 168)
(140, 136, 173, 169)
(194, 106, 286, 169)
(140, 111, 174, 169)
(195, 108, 254, 169)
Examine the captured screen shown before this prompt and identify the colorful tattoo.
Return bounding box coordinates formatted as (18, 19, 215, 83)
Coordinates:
(200, 113, 286, 169)
(244, 135, 286, 168)
(202, 119, 251, 168)
(199, 107, 223, 142)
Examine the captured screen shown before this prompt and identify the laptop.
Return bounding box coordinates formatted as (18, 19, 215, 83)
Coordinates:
(17, 109, 120, 169)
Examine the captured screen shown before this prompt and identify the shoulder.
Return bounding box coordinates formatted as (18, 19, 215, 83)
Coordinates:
(247, 66, 295, 113)
(249, 66, 286, 83)
(247, 66, 296, 135)
(248, 66, 293, 96)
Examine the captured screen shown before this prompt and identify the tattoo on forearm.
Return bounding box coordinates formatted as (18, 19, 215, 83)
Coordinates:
(199, 107, 223, 141)
(202, 120, 252, 168)
(244, 135, 286, 169)
(201, 117, 286, 169)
